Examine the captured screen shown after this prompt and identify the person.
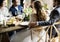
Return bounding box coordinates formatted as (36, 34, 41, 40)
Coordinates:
(0, 0, 11, 17)
(9, 0, 24, 37)
(9, 0, 23, 16)
(29, 1, 49, 42)
(0, 0, 11, 24)
(30, 1, 48, 22)
(0, 0, 10, 42)
(29, 0, 60, 37)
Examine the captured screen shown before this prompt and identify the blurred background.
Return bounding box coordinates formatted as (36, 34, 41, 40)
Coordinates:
(5, 0, 53, 10)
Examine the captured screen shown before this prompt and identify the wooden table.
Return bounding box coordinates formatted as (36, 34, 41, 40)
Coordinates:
(0, 26, 25, 42)
(0, 26, 24, 33)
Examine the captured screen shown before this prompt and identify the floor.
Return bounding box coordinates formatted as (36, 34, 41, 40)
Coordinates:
(10, 29, 32, 42)
(10, 28, 48, 42)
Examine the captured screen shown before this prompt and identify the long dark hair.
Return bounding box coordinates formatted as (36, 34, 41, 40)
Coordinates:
(0, 0, 4, 6)
(34, 1, 46, 21)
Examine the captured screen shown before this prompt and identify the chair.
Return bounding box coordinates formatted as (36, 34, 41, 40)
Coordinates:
(30, 21, 60, 42)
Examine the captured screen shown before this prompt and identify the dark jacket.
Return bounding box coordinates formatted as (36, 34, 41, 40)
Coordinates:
(9, 5, 23, 16)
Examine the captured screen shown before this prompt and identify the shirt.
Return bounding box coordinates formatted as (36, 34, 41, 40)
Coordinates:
(0, 7, 11, 24)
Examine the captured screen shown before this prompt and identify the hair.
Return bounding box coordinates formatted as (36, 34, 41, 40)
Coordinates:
(0, 0, 4, 6)
(12, 0, 16, 3)
(54, 0, 60, 5)
(34, 1, 46, 21)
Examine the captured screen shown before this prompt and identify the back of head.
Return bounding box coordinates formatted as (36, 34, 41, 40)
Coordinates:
(0, 0, 4, 6)
(34, 1, 42, 10)
(34, 1, 46, 21)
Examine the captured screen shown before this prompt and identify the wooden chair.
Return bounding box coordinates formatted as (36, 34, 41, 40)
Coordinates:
(50, 21, 60, 42)
(31, 21, 60, 42)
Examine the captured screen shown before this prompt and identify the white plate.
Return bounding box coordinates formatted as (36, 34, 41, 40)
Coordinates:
(19, 21, 29, 26)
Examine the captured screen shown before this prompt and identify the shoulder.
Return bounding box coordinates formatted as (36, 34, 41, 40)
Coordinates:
(9, 5, 14, 11)
(10, 5, 14, 8)
(50, 8, 60, 18)
(51, 7, 60, 14)
(10, 5, 15, 9)
(51, 9, 59, 15)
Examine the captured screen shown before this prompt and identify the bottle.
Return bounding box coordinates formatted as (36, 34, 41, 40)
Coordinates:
(3, 20, 7, 27)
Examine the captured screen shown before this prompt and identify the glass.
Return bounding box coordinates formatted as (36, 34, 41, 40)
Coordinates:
(3, 20, 7, 27)
(0, 14, 4, 25)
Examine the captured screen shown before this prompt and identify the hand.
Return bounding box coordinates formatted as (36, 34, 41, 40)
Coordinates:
(29, 22, 37, 28)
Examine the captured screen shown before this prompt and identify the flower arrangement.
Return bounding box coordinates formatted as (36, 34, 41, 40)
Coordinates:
(23, 7, 32, 21)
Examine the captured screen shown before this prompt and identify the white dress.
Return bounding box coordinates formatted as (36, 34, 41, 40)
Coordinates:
(23, 13, 49, 42)
(0, 7, 11, 24)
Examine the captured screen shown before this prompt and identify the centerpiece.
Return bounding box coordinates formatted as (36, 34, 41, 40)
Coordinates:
(23, 7, 32, 21)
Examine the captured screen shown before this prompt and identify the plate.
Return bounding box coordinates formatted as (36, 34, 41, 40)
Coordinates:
(19, 21, 29, 27)
(19, 21, 29, 26)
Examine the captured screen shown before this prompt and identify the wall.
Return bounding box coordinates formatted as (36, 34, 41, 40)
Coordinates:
(37, 0, 53, 10)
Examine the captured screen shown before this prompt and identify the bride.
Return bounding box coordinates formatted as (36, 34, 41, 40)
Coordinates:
(23, 1, 49, 42)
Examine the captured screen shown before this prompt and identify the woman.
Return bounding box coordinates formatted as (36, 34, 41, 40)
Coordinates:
(0, 0, 10, 42)
(0, 0, 11, 24)
(29, 1, 49, 42)
(30, 1, 48, 23)
(0, 0, 11, 17)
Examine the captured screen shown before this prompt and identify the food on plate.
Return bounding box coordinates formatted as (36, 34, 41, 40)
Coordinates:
(6, 16, 24, 26)
(6, 17, 16, 25)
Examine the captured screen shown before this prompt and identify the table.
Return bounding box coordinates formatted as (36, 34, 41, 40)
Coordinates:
(0, 26, 25, 42)
(0, 26, 24, 33)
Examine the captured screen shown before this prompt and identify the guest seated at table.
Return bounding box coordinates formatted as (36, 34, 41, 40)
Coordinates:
(0, 0, 10, 42)
(29, 0, 60, 38)
(9, 0, 23, 38)
(0, 0, 11, 17)
(9, 0, 23, 16)
(0, 0, 11, 24)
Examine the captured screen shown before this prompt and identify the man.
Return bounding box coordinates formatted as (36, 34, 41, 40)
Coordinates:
(29, 0, 60, 37)
(9, 0, 23, 16)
